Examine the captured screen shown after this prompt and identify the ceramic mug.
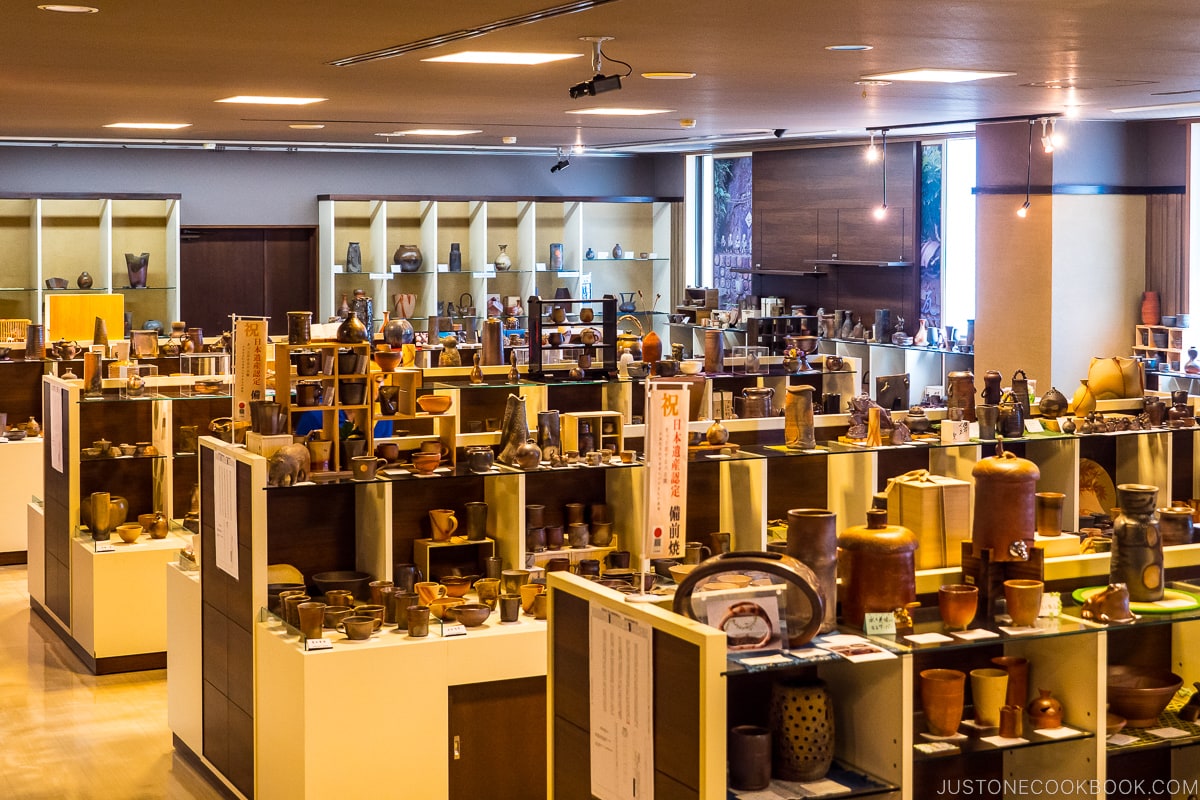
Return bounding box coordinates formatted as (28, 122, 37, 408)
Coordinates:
(475, 578, 501, 610)
(416, 581, 447, 605)
(325, 589, 355, 607)
(970, 668, 1009, 728)
(429, 508, 458, 542)
(937, 584, 979, 631)
(520, 582, 546, 614)
(351, 456, 386, 481)
(684, 542, 711, 565)
(323, 605, 354, 629)
(1003, 579, 1044, 628)
(338, 615, 379, 640)
(499, 593, 522, 623)
(297, 601, 326, 640)
(501, 569, 531, 594)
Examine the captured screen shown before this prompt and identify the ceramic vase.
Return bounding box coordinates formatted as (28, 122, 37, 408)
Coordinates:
(494, 244, 512, 271)
(287, 311, 312, 345)
(1027, 689, 1064, 729)
(88, 491, 113, 541)
(77, 270, 93, 289)
(785, 509, 837, 633)
(836, 509, 918, 627)
(971, 446, 1040, 563)
(702, 329, 723, 374)
(1110, 483, 1164, 601)
(1158, 505, 1194, 546)
(947, 370, 977, 421)
(642, 329, 662, 373)
(769, 676, 833, 781)
(125, 252, 149, 288)
(1141, 290, 1161, 325)
(352, 290, 374, 339)
(1011, 369, 1031, 415)
(25, 323, 45, 360)
(481, 317, 504, 366)
(783, 384, 816, 449)
(537, 410, 561, 464)
(448, 242, 462, 272)
(981, 369, 1003, 405)
(991, 655, 1030, 708)
(381, 313, 415, 347)
(497, 394, 531, 466)
(920, 668, 966, 736)
(393, 244, 422, 273)
(336, 312, 369, 344)
(1035, 492, 1065, 536)
(345, 242, 362, 273)
(728, 726, 772, 791)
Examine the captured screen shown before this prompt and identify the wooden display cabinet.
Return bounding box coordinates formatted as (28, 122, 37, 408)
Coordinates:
(414, 536, 496, 582)
(273, 341, 372, 474)
(561, 410, 624, 455)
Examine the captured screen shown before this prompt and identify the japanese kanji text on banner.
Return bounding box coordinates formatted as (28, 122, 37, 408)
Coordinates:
(642, 381, 689, 560)
(232, 317, 269, 424)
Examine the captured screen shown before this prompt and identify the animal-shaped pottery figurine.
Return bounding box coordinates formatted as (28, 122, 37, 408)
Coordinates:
(438, 334, 461, 367)
(267, 443, 311, 487)
(1080, 583, 1139, 624)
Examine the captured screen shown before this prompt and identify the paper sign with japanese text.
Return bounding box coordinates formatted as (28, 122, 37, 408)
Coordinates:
(643, 381, 689, 560)
(232, 317, 269, 424)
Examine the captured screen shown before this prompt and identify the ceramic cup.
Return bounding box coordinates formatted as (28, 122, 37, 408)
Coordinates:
(369, 579, 395, 606)
(393, 563, 422, 593)
(970, 668, 1010, 728)
(325, 589, 355, 607)
(416, 581, 447, 605)
(475, 578, 501, 610)
(1035, 492, 1066, 537)
(297, 601, 326, 640)
(277, 588, 307, 618)
(338, 615, 379, 640)
(501, 569, 531, 594)
(532, 592, 549, 619)
(429, 508, 458, 542)
(282, 594, 311, 628)
(684, 542, 711, 565)
(938, 583, 979, 631)
(607, 550, 631, 569)
(545, 525, 565, 550)
(520, 582, 546, 614)
(728, 725, 772, 791)
(620, 449, 636, 463)
(355, 604, 386, 625)
(709, 532, 733, 555)
(1003, 579, 1044, 627)
(407, 605, 431, 638)
(351, 456, 386, 481)
(323, 605, 354, 629)
(391, 592, 418, 630)
(568, 522, 590, 548)
(999, 704, 1023, 738)
(499, 593, 522, 623)
(920, 668, 966, 737)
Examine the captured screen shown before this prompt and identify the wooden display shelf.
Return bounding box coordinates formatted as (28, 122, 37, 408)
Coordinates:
(562, 410, 624, 454)
(413, 536, 495, 582)
(273, 341, 373, 473)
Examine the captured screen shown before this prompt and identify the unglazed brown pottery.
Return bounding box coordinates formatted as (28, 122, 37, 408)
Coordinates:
(769, 677, 833, 781)
(728, 726, 771, 791)
(520, 582, 546, 614)
(323, 605, 354, 629)
(499, 593, 521, 623)
(1035, 492, 1066, 536)
(837, 509, 917, 627)
(339, 615, 378, 640)
(115, 523, 142, 544)
(501, 569, 530, 594)
(920, 669, 966, 737)
(440, 576, 472, 598)
(297, 602, 326, 640)
(1111, 484, 1164, 601)
(447, 602, 491, 627)
(786, 509, 838, 633)
(937, 584, 979, 630)
(991, 656, 1030, 708)
(474, 578, 501, 610)
(428, 597, 465, 620)
(416, 582, 447, 605)
(972, 445, 1040, 562)
(1004, 579, 1044, 627)
(970, 668, 1009, 728)
(1027, 689, 1064, 729)
(1107, 666, 1182, 727)
(429, 508, 458, 542)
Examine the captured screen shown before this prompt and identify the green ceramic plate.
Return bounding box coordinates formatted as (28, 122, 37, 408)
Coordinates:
(1071, 586, 1200, 614)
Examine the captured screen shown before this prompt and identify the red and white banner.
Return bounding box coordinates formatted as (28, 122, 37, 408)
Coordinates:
(232, 317, 269, 424)
(642, 381, 689, 561)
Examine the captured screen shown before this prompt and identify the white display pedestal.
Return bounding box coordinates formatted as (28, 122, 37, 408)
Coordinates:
(1, 438, 43, 562)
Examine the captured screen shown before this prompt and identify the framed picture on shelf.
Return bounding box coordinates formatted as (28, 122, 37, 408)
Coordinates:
(697, 585, 786, 653)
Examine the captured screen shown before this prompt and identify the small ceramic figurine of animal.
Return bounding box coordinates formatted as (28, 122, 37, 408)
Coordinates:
(1080, 582, 1139, 624)
(438, 334, 462, 367)
(268, 443, 311, 487)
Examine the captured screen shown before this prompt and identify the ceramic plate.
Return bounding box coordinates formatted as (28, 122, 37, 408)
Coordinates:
(1071, 586, 1200, 613)
(1077, 458, 1117, 517)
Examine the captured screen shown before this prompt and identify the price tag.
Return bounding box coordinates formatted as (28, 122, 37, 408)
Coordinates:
(1024, 419, 1044, 433)
(440, 623, 467, 637)
(94, 541, 116, 554)
(304, 637, 333, 652)
(863, 612, 896, 636)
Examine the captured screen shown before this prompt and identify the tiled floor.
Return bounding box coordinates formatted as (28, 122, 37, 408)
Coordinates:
(0, 565, 226, 799)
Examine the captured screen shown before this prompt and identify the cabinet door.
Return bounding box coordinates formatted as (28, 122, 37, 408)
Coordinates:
(448, 676, 547, 800)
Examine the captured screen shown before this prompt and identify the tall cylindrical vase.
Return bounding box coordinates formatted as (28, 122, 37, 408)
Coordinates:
(24, 324, 45, 360)
(703, 329, 723, 374)
(786, 509, 837, 633)
(784, 384, 816, 450)
(537, 410, 561, 464)
(287, 311, 312, 345)
(125, 252, 149, 289)
(89, 491, 112, 541)
(481, 317, 505, 366)
(1141, 290, 1161, 325)
(1110, 483, 1164, 601)
(770, 676, 833, 782)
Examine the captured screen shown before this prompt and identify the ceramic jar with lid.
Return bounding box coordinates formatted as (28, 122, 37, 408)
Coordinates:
(971, 443, 1040, 562)
(837, 509, 918, 627)
(742, 386, 774, 418)
(946, 370, 977, 422)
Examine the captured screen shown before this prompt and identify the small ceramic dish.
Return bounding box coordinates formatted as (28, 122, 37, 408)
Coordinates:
(417, 394, 452, 414)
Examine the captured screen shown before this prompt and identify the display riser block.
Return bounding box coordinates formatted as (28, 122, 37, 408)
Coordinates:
(31, 597, 166, 675)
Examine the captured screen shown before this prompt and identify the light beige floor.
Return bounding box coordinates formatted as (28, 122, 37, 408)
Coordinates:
(0, 564, 227, 800)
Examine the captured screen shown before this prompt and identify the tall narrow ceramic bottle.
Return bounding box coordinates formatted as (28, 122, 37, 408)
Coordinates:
(784, 384, 816, 449)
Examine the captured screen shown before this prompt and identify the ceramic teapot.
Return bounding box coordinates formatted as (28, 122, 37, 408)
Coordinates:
(51, 339, 82, 360)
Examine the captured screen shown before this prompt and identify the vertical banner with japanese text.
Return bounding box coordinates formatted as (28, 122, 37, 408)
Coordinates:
(232, 317, 269, 425)
(642, 381, 689, 561)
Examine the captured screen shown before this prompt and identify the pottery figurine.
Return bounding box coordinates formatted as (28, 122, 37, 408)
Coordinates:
(1027, 689, 1064, 729)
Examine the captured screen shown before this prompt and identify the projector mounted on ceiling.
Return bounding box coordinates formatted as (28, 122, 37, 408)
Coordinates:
(569, 36, 629, 99)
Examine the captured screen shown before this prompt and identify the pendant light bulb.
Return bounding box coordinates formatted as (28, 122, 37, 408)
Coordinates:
(865, 131, 878, 162)
(873, 203, 888, 220)
(1049, 118, 1063, 148)
(1040, 118, 1054, 153)
(1017, 199, 1030, 218)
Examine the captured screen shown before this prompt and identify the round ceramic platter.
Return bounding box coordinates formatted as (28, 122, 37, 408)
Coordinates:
(1071, 586, 1200, 613)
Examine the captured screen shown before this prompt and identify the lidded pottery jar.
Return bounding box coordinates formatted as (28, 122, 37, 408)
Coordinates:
(1038, 386, 1069, 418)
(1110, 483, 1164, 602)
(1158, 503, 1195, 546)
(971, 443, 1040, 561)
(1027, 689, 1064, 729)
(946, 370, 977, 422)
(981, 369, 1003, 405)
(837, 509, 918, 628)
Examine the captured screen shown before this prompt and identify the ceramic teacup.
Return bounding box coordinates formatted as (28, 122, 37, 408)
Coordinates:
(338, 615, 379, 640)
(351, 456, 386, 480)
(416, 581, 447, 605)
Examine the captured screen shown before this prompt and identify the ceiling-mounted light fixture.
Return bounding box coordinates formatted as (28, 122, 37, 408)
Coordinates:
(873, 129, 888, 219)
(1040, 118, 1055, 153)
(550, 147, 570, 173)
(865, 131, 878, 162)
(1018, 119, 1033, 218)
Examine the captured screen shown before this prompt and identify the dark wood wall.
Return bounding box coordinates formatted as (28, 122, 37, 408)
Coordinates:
(752, 144, 921, 333)
(180, 227, 316, 338)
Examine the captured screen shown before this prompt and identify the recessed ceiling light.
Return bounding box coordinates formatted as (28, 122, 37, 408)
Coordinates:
(215, 96, 327, 105)
(861, 68, 1015, 83)
(825, 44, 872, 52)
(1110, 100, 1200, 114)
(855, 79, 892, 87)
(374, 129, 482, 136)
(37, 4, 98, 12)
(566, 107, 672, 116)
(422, 51, 581, 65)
(288, 124, 325, 130)
(103, 122, 191, 130)
(641, 72, 696, 80)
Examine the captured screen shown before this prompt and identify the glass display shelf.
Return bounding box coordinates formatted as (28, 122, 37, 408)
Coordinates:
(0, 287, 38, 293)
(113, 285, 177, 291)
(1106, 696, 1200, 754)
(80, 452, 167, 463)
(725, 760, 897, 799)
(73, 526, 188, 552)
(911, 711, 1094, 761)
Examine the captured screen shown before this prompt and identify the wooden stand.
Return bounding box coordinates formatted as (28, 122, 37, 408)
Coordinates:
(960, 540, 1045, 621)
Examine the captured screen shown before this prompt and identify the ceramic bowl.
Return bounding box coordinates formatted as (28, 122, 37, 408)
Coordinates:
(81, 446, 102, 458)
(447, 602, 491, 627)
(417, 394, 452, 414)
(668, 564, 698, 583)
(44, 277, 69, 289)
(679, 359, 703, 375)
(311, 570, 372, 600)
(440, 576, 472, 598)
(625, 361, 649, 379)
(374, 348, 402, 372)
(5, 429, 26, 441)
(1105, 711, 1127, 736)
(428, 596, 465, 620)
(1107, 665, 1183, 727)
(411, 452, 441, 474)
(115, 523, 143, 543)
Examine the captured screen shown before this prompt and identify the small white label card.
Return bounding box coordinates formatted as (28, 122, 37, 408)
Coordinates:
(1035, 726, 1080, 739)
(914, 741, 959, 755)
(981, 735, 1029, 747)
(998, 625, 1039, 636)
(1107, 733, 1138, 746)
(304, 637, 333, 652)
(94, 540, 116, 553)
(440, 623, 467, 637)
(904, 632, 954, 645)
(863, 612, 896, 636)
(1024, 419, 1044, 433)
(951, 628, 1000, 640)
(1147, 727, 1190, 739)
